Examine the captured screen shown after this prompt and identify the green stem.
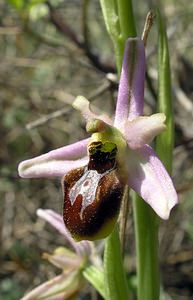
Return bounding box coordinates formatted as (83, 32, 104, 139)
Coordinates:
(156, 9, 174, 173)
(133, 194, 160, 300)
(117, 0, 136, 39)
(132, 8, 160, 296)
(101, 1, 137, 299)
(104, 225, 129, 300)
(116, 0, 136, 73)
(133, 8, 174, 300)
(100, 0, 136, 74)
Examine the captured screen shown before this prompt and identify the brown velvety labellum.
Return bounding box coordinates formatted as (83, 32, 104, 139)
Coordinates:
(62, 141, 125, 241)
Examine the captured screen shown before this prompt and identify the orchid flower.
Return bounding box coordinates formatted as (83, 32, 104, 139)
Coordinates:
(21, 209, 97, 300)
(18, 38, 178, 241)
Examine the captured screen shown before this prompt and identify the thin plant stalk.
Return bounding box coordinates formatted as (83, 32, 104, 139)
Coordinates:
(104, 225, 129, 300)
(119, 187, 130, 255)
(100, 0, 136, 74)
(117, 0, 136, 39)
(156, 9, 174, 173)
(102, 0, 136, 299)
(133, 194, 160, 300)
(133, 9, 174, 300)
(132, 10, 159, 300)
(116, 0, 137, 72)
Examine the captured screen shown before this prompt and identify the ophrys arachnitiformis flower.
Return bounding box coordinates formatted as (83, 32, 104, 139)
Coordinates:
(18, 38, 178, 241)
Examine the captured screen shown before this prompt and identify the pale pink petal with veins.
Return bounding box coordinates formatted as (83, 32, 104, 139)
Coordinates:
(127, 144, 178, 219)
(18, 139, 89, 178)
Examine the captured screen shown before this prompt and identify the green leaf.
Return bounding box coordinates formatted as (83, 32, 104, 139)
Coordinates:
(100, 0, 121, 73)
(83, 265, 105, 298)
(100, 0, 120, 41)
(156, 9, 174, 174)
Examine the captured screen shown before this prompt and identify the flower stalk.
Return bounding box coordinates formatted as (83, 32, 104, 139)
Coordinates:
(156, 9, 174, 173)
(133, 9, 174, 300)
(117, 0, 136, 39)
(104, 225, 129, 300)
(132, 13, 160, 300)
(100, 0, 136, 74)
(133, 194, 160, 300)
(102, 1, 137, 298)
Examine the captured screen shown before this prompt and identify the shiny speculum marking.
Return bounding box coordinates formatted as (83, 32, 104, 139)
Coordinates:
(69, 168, 114, 219)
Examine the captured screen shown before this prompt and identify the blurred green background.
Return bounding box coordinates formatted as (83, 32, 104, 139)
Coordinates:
(1, 0, 193, 299)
